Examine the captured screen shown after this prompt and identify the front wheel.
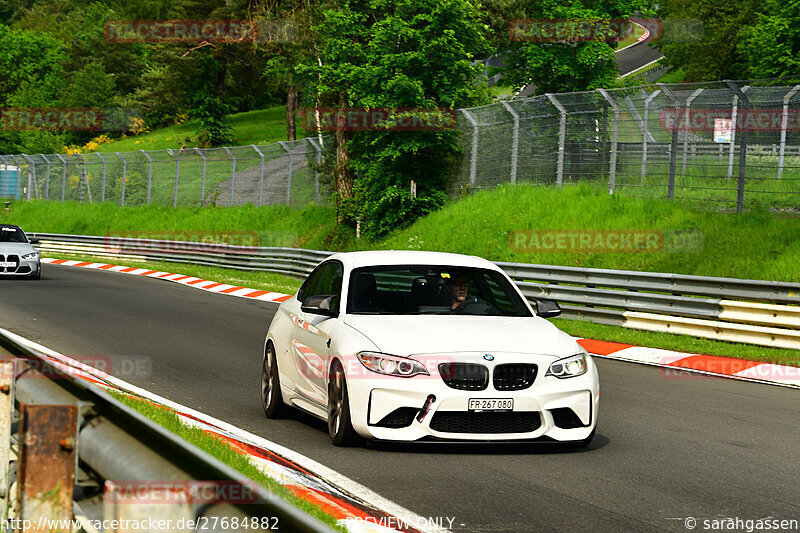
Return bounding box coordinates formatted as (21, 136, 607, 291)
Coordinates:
(327, 362, 360, 446)
(261, 343, 287, 418)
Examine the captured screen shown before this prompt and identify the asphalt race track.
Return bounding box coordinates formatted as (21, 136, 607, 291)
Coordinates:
(1, 265, 798, 532)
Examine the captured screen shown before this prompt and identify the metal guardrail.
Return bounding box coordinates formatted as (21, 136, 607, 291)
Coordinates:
(0, 329, 335, 532)
(31, 232, 800, 349)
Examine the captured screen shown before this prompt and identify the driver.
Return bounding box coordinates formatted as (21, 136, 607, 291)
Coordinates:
(446, 272, 473, 310)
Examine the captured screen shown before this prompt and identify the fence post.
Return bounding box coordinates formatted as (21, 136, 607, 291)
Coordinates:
(545, 94, 567, 187)
(116, 152, 127, 206)
(54, 154, 67, 202)
(0, 361, 12, 512)
(96, 152, 107, 202)
(461, 109, 479, 186)
(501, 101, 519, 185)
(251, 144, 266, 206)
(194, 148, 207, 203)
(43, 154, 51, 200)
(21, 154, 36, 200)
(223, 146, 236, 207)
(279, 141, 293, 205)
(642, 90, 661, 179)
(726, 80, 749, 213)
(140, 150, 153, 204)
(75, 153, 92, 203)
(778, 85, 800, 179)
(728, 85, 750, 179)
(598, 89, 620, 194)
(307, 137, 322, 203)
(167, 149, 179, 208)
(658, 83, 681, 200)
(682, 88, 703, 174)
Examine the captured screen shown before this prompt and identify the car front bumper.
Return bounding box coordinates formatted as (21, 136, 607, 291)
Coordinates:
(0, 254, 39, 276)
(346, 353, 599, 442)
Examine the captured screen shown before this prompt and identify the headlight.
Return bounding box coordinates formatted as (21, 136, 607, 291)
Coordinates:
(357, 352, 429, 378)
(546, 353, 588, 379)
(21, 252, 38, 260)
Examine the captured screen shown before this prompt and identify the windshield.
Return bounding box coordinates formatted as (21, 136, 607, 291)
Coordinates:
(347, 265, 532, 316)
(0, 226, 26, 243)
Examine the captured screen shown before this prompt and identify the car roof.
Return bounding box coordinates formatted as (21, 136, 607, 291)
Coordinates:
(0, 224, 22, 231)
(326, 250, 500, 271)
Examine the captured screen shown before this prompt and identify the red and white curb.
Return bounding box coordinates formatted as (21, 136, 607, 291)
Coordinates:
(42, 258, 292, 304)
(44, 257, 799, 389)
(1, 327, 440, 533)
(578, 339, 800, 389)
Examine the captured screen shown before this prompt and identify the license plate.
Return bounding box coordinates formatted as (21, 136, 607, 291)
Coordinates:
(468, 398, 513, 412)
(0, 262, 15, 268)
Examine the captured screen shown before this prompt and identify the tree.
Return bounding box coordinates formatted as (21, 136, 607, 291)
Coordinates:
(738, 0, 800, 79)
(296, 0, 490, 236)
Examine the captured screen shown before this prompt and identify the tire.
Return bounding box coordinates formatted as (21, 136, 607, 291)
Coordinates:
(327, 361, 360, 446)
(261, 343, 287, 418)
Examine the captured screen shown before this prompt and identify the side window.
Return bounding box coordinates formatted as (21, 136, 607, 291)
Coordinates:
(299, 262, 343, 310)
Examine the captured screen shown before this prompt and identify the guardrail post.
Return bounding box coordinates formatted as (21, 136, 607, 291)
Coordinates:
(251, 144, 266, 206)
(95, 153, 107, 202)
(726, 80, 750, 213)
(223, 146, 236, 207)
(642, 90, 661, 179)
(141, 150, 153, 204)
(18, 404, 78, 530)
(278, 141, 294, 205)
(727, 85, 750, 179)
(20, 154, 36, 200)
(460, 109, 479, 186)
(658, 83, 681, 200)
(55, 154, 67, 202)
(597, 89, 620, 194)
(167, 149, 179, 208)
(778, 85, 800, 179)
(682, 88, 703, 174)
(546, 94, 567, 187)
(193, 148, 207, 203)
(501, 101, 520, 185)
(115, 152, 127, 206)
(0, 361, 12, 512)
(307, 138, 322, 203)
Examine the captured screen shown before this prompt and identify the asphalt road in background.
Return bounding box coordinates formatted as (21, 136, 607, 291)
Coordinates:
(1, 265, 798, 532)
(616, 29, 664, 76)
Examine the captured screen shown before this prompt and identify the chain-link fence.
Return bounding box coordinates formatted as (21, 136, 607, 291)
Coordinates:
(455, 78, 800, 211)
(0, 137, 329, 208)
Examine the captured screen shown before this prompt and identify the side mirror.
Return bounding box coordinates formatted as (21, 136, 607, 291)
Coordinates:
(29, 237, 39, 244)
(301, 295, 339, 318)
(533, 298, 561, 318)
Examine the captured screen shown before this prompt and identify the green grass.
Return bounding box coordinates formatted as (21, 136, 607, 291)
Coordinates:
(109, 391, 344, 531)
(95, 106, 311, 154)
(553, 318, 800, 366)
(615, 21, 646, 50)
(656, 67, 686, 84)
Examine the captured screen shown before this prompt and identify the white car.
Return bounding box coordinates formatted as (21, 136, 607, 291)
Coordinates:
(0, 224, 40, 279)
(261, 251, 598, 446)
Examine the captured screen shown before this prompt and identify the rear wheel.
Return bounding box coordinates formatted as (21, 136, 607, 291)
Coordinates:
(327, 361, 360, 446)
(261, 343, 287, 418)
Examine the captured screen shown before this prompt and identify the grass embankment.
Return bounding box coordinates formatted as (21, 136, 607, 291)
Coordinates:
(110, 392, 344, 531)
(95, 106, 310, 153)
(4, 184, 799, 364)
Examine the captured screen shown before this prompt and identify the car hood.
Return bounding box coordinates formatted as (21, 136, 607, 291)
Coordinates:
(342, 315, 581, 359)
(0, 242, 36, 254)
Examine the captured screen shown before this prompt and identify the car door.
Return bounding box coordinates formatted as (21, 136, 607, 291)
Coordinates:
(292, 260, 343, 407)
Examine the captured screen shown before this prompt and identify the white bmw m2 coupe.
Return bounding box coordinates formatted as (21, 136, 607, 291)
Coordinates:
(261, 251, 598, 446)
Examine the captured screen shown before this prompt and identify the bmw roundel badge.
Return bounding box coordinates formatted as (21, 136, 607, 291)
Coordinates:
(483, 354, 494, 361)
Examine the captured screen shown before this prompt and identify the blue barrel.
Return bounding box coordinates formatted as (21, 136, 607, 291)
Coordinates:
(0, 167, 20, 199)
